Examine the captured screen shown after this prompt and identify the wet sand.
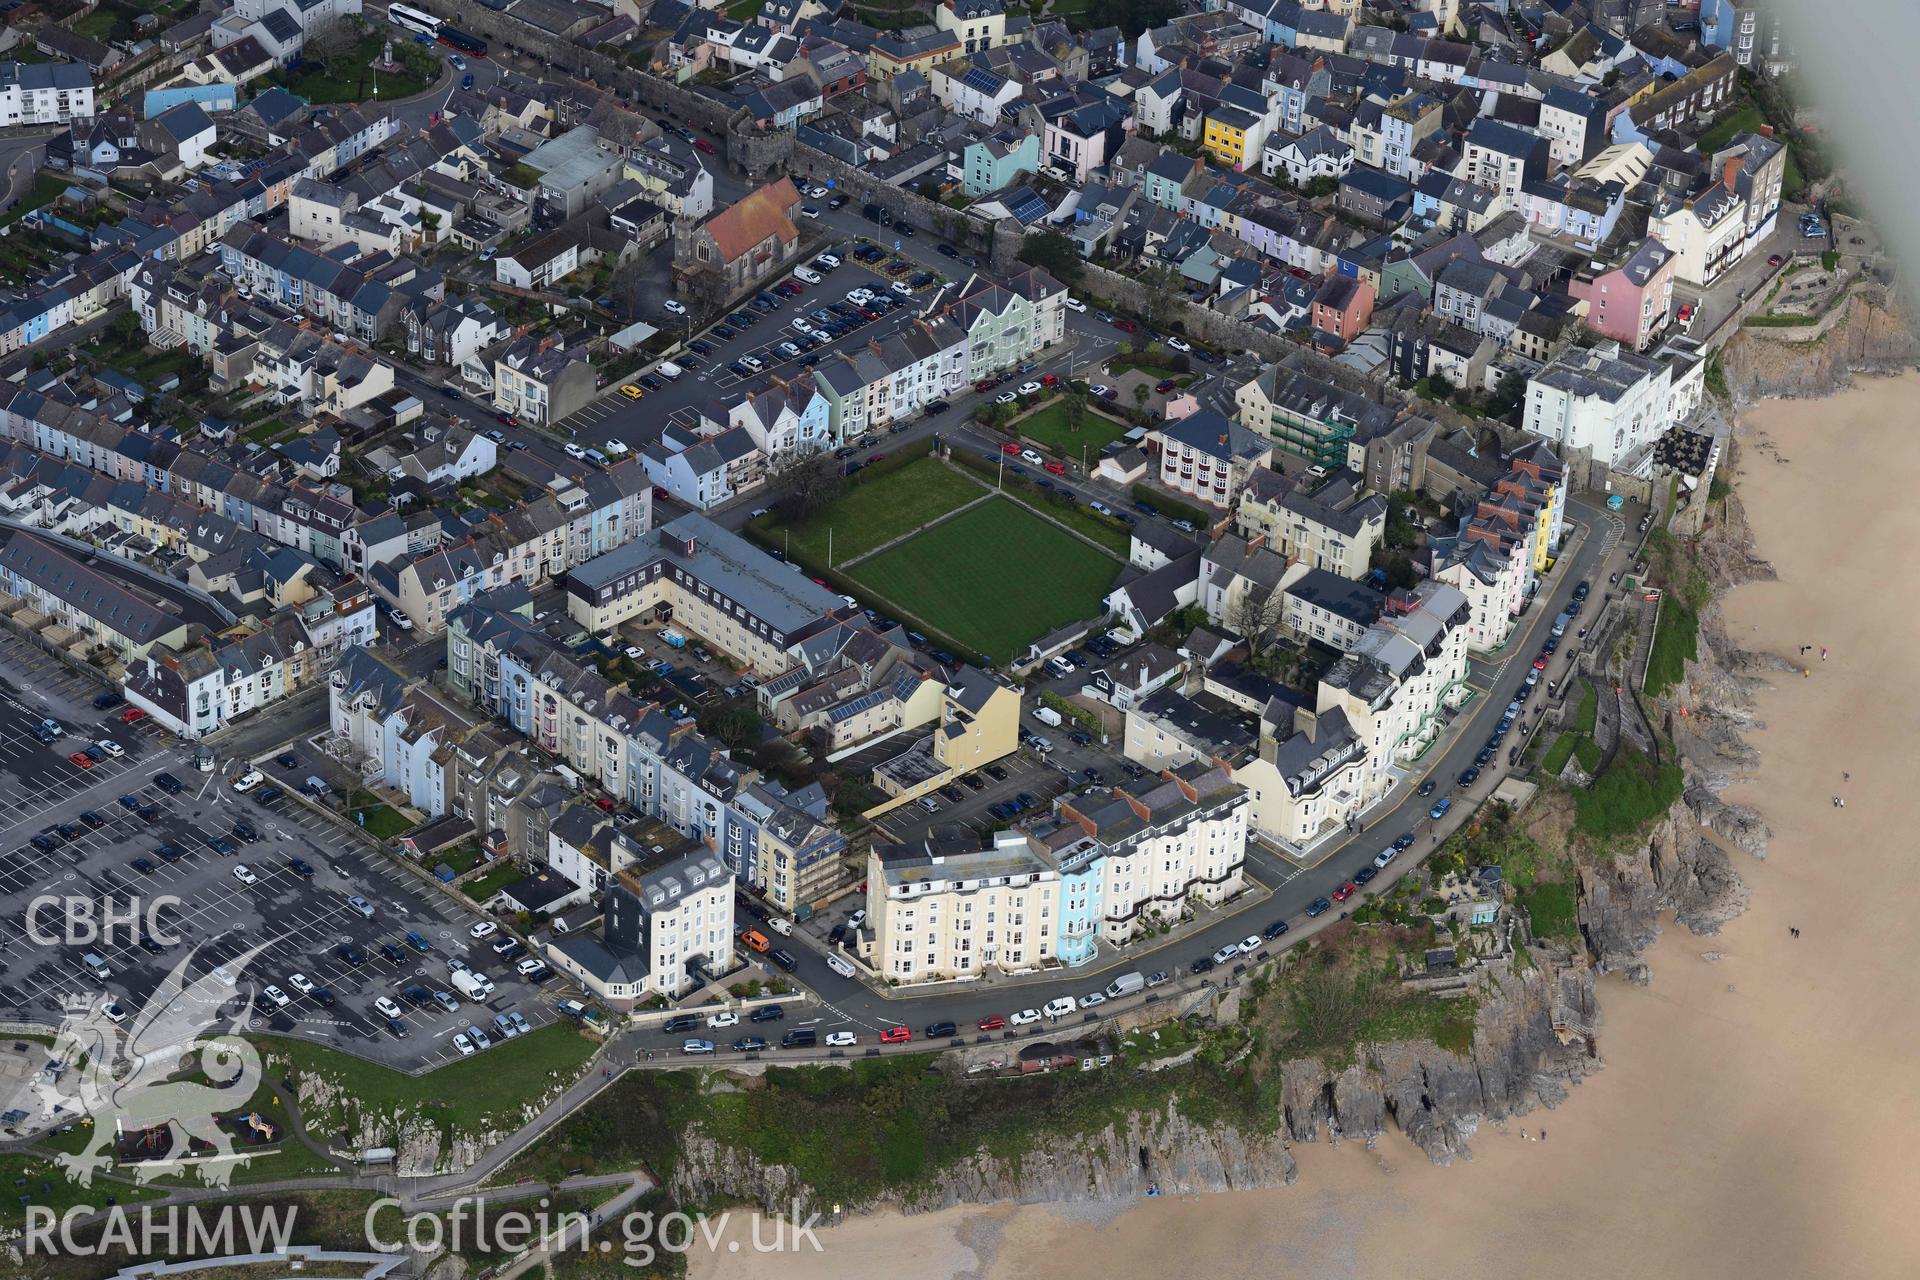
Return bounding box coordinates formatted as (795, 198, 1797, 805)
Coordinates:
(692, 375, 1920, 1280)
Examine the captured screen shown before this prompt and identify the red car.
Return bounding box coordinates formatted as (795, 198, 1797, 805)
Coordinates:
(1044, 461, 1066, 475)
(879, 1025, 912, 1044)
(1767, 253, 1785, 267)
(119, 708, 147, 724)
(1001, 442, 1021, 454)
(1332, 881, 1357, 902)
(1532, 652, 1550, 670)
(977, 1014, 1006, 1031)
(1112, 318, 1137, 333)
(693, 138, 716, 154)
(1040, 372, 1059, 387)
(975, 378, 1000, 392)
(68, 752, 94, 769)
(1154, 379, 1177, 394)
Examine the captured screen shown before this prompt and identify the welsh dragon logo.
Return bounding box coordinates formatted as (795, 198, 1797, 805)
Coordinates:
(33, 940, 277, 1189)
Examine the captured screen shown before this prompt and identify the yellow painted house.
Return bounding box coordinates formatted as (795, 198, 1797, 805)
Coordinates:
(866, 666, 1020, 817)
(1203, 103, 1262, 171)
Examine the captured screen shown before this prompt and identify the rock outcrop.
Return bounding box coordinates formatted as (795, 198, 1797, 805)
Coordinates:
(1280, 964, 1599, 1164)
(672, 1103, 1300, 1219)
(1719, 286, 1920, 403)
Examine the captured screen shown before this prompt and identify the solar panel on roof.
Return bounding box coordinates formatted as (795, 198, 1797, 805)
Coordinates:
(1010, 193, 1048, 224)
(960, 65, 1003, 94)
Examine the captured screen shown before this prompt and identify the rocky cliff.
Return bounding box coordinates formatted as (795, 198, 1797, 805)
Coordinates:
(1719, 286, 1920, 403)
(1576, 487, 1773, 983)
(1277, 963, 1600, 1165)
(669, 962, 1600, 1219)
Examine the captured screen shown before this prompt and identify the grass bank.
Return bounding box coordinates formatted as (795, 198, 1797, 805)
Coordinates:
(259, 1024, 598, 1142)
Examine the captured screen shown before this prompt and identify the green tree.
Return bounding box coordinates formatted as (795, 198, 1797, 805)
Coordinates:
(1016, 230, 1084, 284)
(110, 310, 143, 344)
(1063, 388, 1087, 434)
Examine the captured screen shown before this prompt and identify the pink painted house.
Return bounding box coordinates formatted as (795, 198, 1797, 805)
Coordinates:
(1568, 237, 1675, 350)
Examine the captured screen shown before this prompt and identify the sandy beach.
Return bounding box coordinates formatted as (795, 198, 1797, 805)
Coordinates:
(691, 374, 1920, 1280)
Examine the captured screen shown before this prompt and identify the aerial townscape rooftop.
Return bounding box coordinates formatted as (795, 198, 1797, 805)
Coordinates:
(0, 0, 1906, 1274)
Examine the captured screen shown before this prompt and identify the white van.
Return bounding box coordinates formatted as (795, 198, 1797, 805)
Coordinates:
(1033, 705, 1063, 728)
(824, 952, 855, 978)
(767, 917, 794, 937)
(656, 361, 684, 381)
(1104, 971, 1146, 1000)
(793, 266, 821, 284)
(82, 953, 112, 981)
(1042, 996, 1077, 1019)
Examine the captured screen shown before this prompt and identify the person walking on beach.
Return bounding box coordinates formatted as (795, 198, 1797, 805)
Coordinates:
(1822, 647, 1829, 661)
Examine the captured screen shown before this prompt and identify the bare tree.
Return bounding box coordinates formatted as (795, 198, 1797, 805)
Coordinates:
(302, 14, 365, 77)
(1228, 583, 1283, 654)
(1136, 263, 1179, 330)
(768, 444, 842, 527)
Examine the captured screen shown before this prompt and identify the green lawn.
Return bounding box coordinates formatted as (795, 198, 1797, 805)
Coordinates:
(1573, 750, 1684, 839)
(849, 498, 1121, 663)
(351, 802, 413, 839)
(1644, 597, 1699, 696)
(259, 1024, 597, 1139)
(761, 455, 986, 567)
(1573, 686, 1598, 735)
(1, 173, 69, 228)
(1516, 882, 1580, 943)
(464, 862, 524, 903)
(273, 33, 437, 104)
(1012, 400, 1134, 459)
(1542, 734, 1577, 775)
